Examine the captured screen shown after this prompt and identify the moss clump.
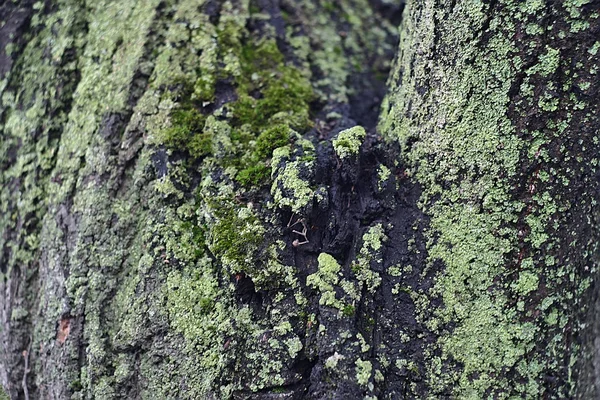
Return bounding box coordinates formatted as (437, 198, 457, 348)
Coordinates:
(342, 304, 356, 316)
(157, 36, 313, 179)
(231, 40, 314, 132)
(235, 124, 291, 186)
(254, 124, 291, 160)
(236, 164, 271, 187)
(160, 107, 212, 158)
(332, 126, 366, 159)
(209, 204, 265, 275)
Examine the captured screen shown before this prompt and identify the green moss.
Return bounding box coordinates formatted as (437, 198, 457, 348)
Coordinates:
(235, 124, 291, 186)
(332, 126, 366, 159)
(209, 204, 265, 275)
(236, 164, 271, 186)
(342, 304, 356, 316)
(159, 107, 212, 158)
(254, 124, 291, 160)
(231, 40, 313, 132)
(155, 33, 314, 193)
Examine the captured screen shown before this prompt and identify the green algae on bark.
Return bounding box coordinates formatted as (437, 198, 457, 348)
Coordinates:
(381, 0, 600, 397)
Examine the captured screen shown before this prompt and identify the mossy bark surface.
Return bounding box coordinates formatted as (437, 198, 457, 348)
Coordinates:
(381, 0, 600, 398)
(1, 0, 599, 399)
(1, 0, 405, 398)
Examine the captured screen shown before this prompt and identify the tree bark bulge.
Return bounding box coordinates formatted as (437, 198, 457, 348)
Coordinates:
(1, 0, 600, 399)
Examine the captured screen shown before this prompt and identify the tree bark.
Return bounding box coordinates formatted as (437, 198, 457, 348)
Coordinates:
(1, 0, 599, 399)
(380, 0, 600, 398)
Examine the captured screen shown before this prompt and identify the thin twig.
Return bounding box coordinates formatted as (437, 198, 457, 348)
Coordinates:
(287, 213, 301, 228)
(292, 219, 309, 246)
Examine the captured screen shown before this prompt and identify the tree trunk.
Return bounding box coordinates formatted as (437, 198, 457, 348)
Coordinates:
(380, 1, 600, 397)
(1, 0, 598, 399)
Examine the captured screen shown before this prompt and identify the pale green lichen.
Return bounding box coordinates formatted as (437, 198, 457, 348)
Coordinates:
(527, 47, 561, 77)
(377, 164, 391, 190)
(351, 224, 386, 293)
(0, 0, 172, 396)
(325, 352, 345, 369)
(515, 271, 540, 296)
(271, 159, 314, 212)
(379, 0, 598, 397)
(307, 253, 345, 310)
(0, 0, 401, 396)
(355, 359, 372, 387)
(332, 126, 366, 159)
(357, 333, 370, 353)
(284, 337, 303, 359)
(270, 137, 316, 213)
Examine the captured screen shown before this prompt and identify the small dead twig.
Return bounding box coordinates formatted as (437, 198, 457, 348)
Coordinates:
(292, 219, 309, 247)
(287, 213, 302, 228)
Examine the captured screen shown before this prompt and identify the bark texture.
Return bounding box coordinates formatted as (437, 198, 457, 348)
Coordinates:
(380, 0, 600, 397)
(1, 0, 404, 398)
(1, 0, 599, 399)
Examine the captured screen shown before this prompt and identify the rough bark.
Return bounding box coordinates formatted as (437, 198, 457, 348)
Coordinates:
(1, 0, 403, 398)
(380, 0, 600, 397)
(1, 0, 599, 399)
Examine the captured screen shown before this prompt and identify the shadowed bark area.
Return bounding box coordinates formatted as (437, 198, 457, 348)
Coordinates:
(2, 0, 600, 399)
